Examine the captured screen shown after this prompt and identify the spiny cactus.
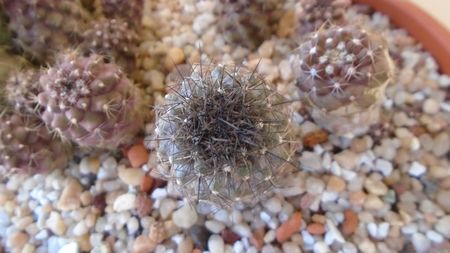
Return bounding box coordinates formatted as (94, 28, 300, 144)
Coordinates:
(0, 47, 29, 84)
(4, 69, 40, 114)
(82, 18, 139, 73)
(215, 0, 285, 50)
(3, 0, 91, 62)
(150, 64, 294, 207)
(293, 25, 395, 137)
(298, 0, 351, 35)
(37, 51, 145, 149)
(0, 111, 72, 174)
(94, 0, 143, 27)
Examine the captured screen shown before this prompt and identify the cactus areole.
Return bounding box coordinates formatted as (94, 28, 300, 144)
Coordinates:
(151, 64, 293, 206)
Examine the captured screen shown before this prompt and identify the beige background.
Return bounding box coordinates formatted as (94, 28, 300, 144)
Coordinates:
(410, 0, 450, 31)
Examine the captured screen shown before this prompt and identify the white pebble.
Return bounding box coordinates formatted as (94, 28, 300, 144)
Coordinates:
(208, 235, 225, 253)
(426, 230, 444, 243)
(374, 159, 393, 176)
(302, 230, 315, 245)
(159, 198, 177, 219)
(205, 220, 225, 234)
(233, 241, 245, 253)
(58, 242, 79, 253)
(411, 233, 431, 252)
(408, 162, 427, 177)
(113, 193, 136, 212)
(127, 217, 139, 235)
(422, 98, 440, 114)
(232, 224, 252, 238)
(263, 197, 282, 213)
(306, 177, 325, 195)
(73, 221, 88, 236)
(193, 13, 215, 34)
(435, 216, 450, 238)
(263, 230, 276, 243)
(313, 241, 330, 253)
(282, 242, 301, 253)
(172, 204, 198, 229)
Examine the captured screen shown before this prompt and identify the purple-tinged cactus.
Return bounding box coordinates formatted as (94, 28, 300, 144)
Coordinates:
(3, 0, 91, 62)
(4, 69, 41, 114)
(298, 0, 351, 35)
(293, 25, 395, 137)
(149, 64, 295, 207)
(37, 51, 145, 149)
(0, 111, 72, 174)
(95, 0, 143, 27)
(82, 18, 139, 73)
(216, 0, 285, 50)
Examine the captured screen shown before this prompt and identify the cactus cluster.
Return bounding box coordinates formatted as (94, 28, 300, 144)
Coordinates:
(37, 51, 144, 149)
(82, 18, 140, 72)
(151, 64, 294, 206)
(0, 111, 72, 174)
(3, 0, 91, 62)
(4, 69, 40, 114)
(215, 0, 285, 50)
(298, 0, 351, 35)
(293, 25, 395, 137)
(94, 0, 144, 27)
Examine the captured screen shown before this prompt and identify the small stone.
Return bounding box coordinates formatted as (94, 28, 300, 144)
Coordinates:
(149, 221, 167, 243)
(135, 193, 153, 217)
(334, 150, 359, 170)
(276, 212, 302, 242)
(221, 228, 240, 244)
(140, 175, 154, 193)
(133, 235, 156, 253)
(205, 220, 225, 234)
(113, 193, 136, 212)
(411, 233, 431, 252)
(208, 235, 225, 253)
(279, 60, 293, 81)
(364, 178, 388, 196)
(58, 242, 79, 253)
(348, 191, 366, 206)
(282, 242, 301, 253)
(127, 217, 139, 235)
(79, 156, 100, 174)
(127, 144, 149, 168)
(178, 237, 194, 253)
(165, 47, 185, 70)
(73, 221, 88, 236)
(358, 239, 376, 253)
(436, 190, 450, 212)
(118, 167, 145, 186)
(426, 230, 444, 243)
(313, 241, 330, 253)
(8, 231, 28, 248)
(189, 225, 210, 250)
(307, 223, 325, 235)
(172, 204, 198, 229)
(302, 129, 328, 148)
(159, 198, 177, 219)
(374, 159, 393, 176)
(46, 212, 66, 236)
(263, 197, 282, 213)
(342, 210, 358, 236)
(299, 152, 323, 171)
(409, 161, 427, 177)
(250, 229, 264, 251)
(433, 132, 450, 156)
(364, 194, 385, 210)
(277, 10, 295, 37)
(258, 41, 274, 58)
(21, 244, 35, 253)
(422, 98, 440, 114)
(327, 176, 346, 193)
(193, 13, 215, 34)
(57, 179, 82, 211)
(90, 244, 111, 253)
(306, 177, 325, 195)
(435, 216, 450, 238)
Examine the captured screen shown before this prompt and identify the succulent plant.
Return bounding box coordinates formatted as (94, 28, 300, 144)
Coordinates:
(37, 50, 145, 149)
(293, 25, 395, 137)
(0, 110, 72, 174)
(4, 69, 40, 114)
(215, 0, 285, 50)
(94, 0, 143, 27)
(150, 64, 294, 207)
(3, 0, 91, 62)
(298, 0, 351, 35)
(0, 47, 29, 84)
(82, 18, 139, 73)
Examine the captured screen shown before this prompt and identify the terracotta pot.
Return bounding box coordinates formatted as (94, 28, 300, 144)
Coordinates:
(353, 0, 450, 75)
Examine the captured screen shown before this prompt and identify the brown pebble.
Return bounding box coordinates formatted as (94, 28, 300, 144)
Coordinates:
(135, 193, 153, 218)
(307, 223, 326, 235)
(311, 214, 326, 224)
(191, 250, 202, 253)
(327, 176, 346, 193)
(148, 221, 167, 243)
(409, 125, 427, 137)
(277, 10, 296, 37)
(250, 228, 264, 251)
(8, 231, 28, 249)
(133, 235, 157, 253)
(342, 209, 358, 236)
(300, 193, 315, 209)
(221, 228, 240, 244)
(140, 175, 154, 193)
(302, 129, 328, 148)
(276, 212, 302, 242)
(348, 191, 366, 206)
(93, 192, 107, 215)
(127, 143, 149, 168)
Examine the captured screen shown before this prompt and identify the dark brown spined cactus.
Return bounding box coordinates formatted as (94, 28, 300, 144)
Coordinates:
(293, 25, 395, 137)
(298, 0, 351, 35)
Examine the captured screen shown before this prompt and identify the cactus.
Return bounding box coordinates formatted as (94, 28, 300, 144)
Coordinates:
(82, 18, 139, 73)
(293, 25, 395, 137)
(0, 110, 72, 174)
(94, 0, 143, 27)
(215, 0, 285, 50)
(4, 69, 40, 114)
(0, 47, 29, 84)
(37, 50, 145, 149)
(298, 0, 351, 35)
(150, 64, 294, 207)
(3, 0, 91, 62)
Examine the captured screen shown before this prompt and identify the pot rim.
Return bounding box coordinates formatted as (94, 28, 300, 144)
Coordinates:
(353, 0, 450, 75)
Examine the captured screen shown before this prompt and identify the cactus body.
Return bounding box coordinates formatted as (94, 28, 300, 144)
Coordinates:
(4, 69, 40, 114)
(0, 112, 72, 174)
(294, 25, 395, 137)
(3, 0, 90, 62)
(151, 64, 293, 206)
(37, 51, 144, 149)
(298, 0, 351, 35)
(95, 0, 143, 27)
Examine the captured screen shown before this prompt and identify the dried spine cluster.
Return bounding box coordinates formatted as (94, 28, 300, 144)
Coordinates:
(37, 51, 144, 149)
(294, 25, 395, 137)
(151, 64, 294, 206)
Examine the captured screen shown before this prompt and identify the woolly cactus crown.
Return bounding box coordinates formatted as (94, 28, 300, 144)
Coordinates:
(37, 51, 144, 149)
(294, 24, 395, 112)
(152, 64, 293, 206)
